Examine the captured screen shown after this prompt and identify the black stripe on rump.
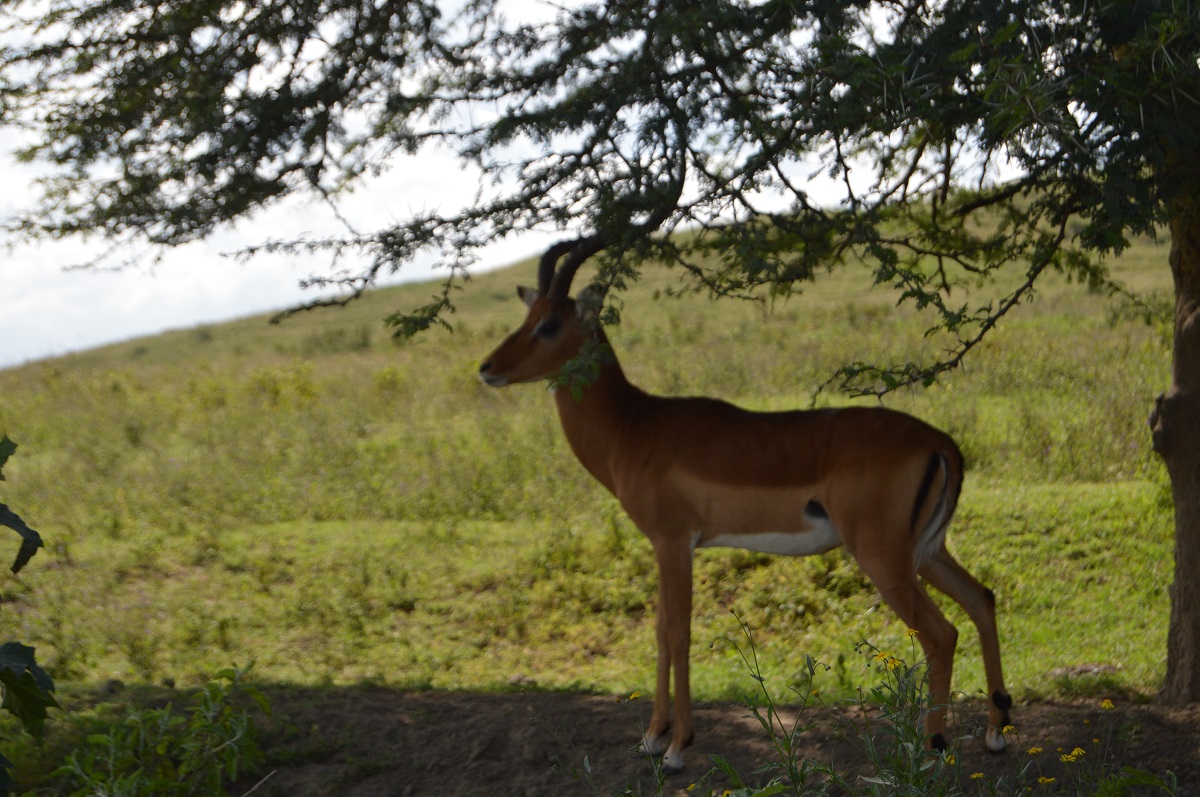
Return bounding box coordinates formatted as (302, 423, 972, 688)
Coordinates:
(910, 453, 943, 536)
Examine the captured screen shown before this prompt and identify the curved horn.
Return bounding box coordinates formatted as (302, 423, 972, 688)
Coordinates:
(547, 234, 606, 301)
(537, 239, 579, 297)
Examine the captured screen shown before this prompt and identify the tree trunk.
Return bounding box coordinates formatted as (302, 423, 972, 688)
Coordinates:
(1151, 198, 1200, 703)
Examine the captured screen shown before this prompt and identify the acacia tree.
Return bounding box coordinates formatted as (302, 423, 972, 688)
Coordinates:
(2, 0, 1199, 697)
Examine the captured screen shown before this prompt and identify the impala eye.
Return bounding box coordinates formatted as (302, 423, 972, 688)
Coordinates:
(534, 315, 562, 339)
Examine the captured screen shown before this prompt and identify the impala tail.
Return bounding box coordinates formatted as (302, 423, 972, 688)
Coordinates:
(911, 449, 963, 571)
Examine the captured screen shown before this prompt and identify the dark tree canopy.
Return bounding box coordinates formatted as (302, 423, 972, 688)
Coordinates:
(4, 0, 1196, 387)
(5, 0, 1200, 697)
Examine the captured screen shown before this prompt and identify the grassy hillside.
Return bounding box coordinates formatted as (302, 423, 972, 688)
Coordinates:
(0, 235, 1176, 722)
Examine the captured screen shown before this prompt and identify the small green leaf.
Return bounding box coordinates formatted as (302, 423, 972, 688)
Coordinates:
(708, 754, 747, 787)
(0, 437, 15, 479)
(244, 685, 271, 715)
(0, 642, 57, 739)
(0, 503, 43, 574)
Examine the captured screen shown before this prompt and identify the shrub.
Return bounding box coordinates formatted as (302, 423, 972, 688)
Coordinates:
(54, 664, 268, 797)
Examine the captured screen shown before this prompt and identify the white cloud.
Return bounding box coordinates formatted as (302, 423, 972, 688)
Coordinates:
(0, 133, 555, 368)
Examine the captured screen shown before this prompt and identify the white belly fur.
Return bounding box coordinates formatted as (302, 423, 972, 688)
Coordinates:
(697, 522, 841, 557)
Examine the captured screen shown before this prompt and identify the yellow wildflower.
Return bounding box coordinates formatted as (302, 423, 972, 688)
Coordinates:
(1026, 746, 1043, 755)
(970, 772, 985, 780)
(1101, 698, 1115, 710)
(629, 691, 641, 700)
(1038, 776, 1056, 784)
(1002, 725, 1016, 735)
(906, 628, 919, 638)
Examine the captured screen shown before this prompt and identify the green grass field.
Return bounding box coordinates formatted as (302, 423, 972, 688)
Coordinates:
(0, 234, 1177, 772)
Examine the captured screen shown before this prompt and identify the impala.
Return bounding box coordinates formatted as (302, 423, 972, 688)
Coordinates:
(478, 237, 1013, 772)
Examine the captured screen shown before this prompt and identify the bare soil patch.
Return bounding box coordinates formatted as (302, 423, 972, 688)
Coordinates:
(243, 687, 1200, 796)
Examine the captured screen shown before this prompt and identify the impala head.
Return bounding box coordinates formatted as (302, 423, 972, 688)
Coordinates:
(478, 237, 604, 388)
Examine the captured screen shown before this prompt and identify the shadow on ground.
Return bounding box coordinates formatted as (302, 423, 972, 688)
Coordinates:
(237, 686, 1200, 796)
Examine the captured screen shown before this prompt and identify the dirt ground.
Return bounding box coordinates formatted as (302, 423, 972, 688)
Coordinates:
(240, 687, 1200, 796)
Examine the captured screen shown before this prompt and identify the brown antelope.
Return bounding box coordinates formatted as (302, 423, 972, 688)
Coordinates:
(478, 237, 1012, 772)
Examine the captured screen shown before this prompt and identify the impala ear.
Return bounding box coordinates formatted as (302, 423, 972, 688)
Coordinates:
(517, 286, 538, 308)
(575, 284, 605, 323)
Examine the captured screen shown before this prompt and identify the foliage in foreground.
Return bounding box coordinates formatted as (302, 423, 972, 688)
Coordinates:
(53, 664, 267, 797)
(0, 438, 54, 797)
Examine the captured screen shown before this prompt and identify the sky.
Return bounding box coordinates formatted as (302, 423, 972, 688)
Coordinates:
(0, 137, 559, 370)
(0, 0, 868, 371)
(0, 0, 896, 371)
(0, 137, 819, 371)
(0, 0, 573, 371)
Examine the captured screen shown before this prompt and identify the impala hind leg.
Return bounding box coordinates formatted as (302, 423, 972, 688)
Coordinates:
(857, 557, 960, 750)
(920, 547, 1012, 752)
(639, 540, 694, 772)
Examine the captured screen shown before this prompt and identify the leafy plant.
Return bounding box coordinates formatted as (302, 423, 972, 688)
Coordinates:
(55, 663, 268, 797)
(0, 436, 54, 797)
(824, 639, 958, 797)
(0, 436, 42, 579)
(709, 614, 827, 796)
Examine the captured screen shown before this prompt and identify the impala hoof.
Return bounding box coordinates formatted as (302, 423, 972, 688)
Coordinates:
(639, 732, 685, 772)
(988, 690, 1012, 753)
(638, 732, 669, 757)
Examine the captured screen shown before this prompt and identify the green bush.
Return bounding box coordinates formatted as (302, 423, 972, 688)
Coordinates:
(54, 664, 267, 797)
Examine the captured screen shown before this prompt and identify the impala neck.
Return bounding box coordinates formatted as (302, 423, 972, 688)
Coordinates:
(552, 329, 644, 494)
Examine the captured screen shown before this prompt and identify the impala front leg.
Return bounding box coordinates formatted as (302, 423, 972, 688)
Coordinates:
(639, 538, 694, 772)
(640, 582, 673, 759)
